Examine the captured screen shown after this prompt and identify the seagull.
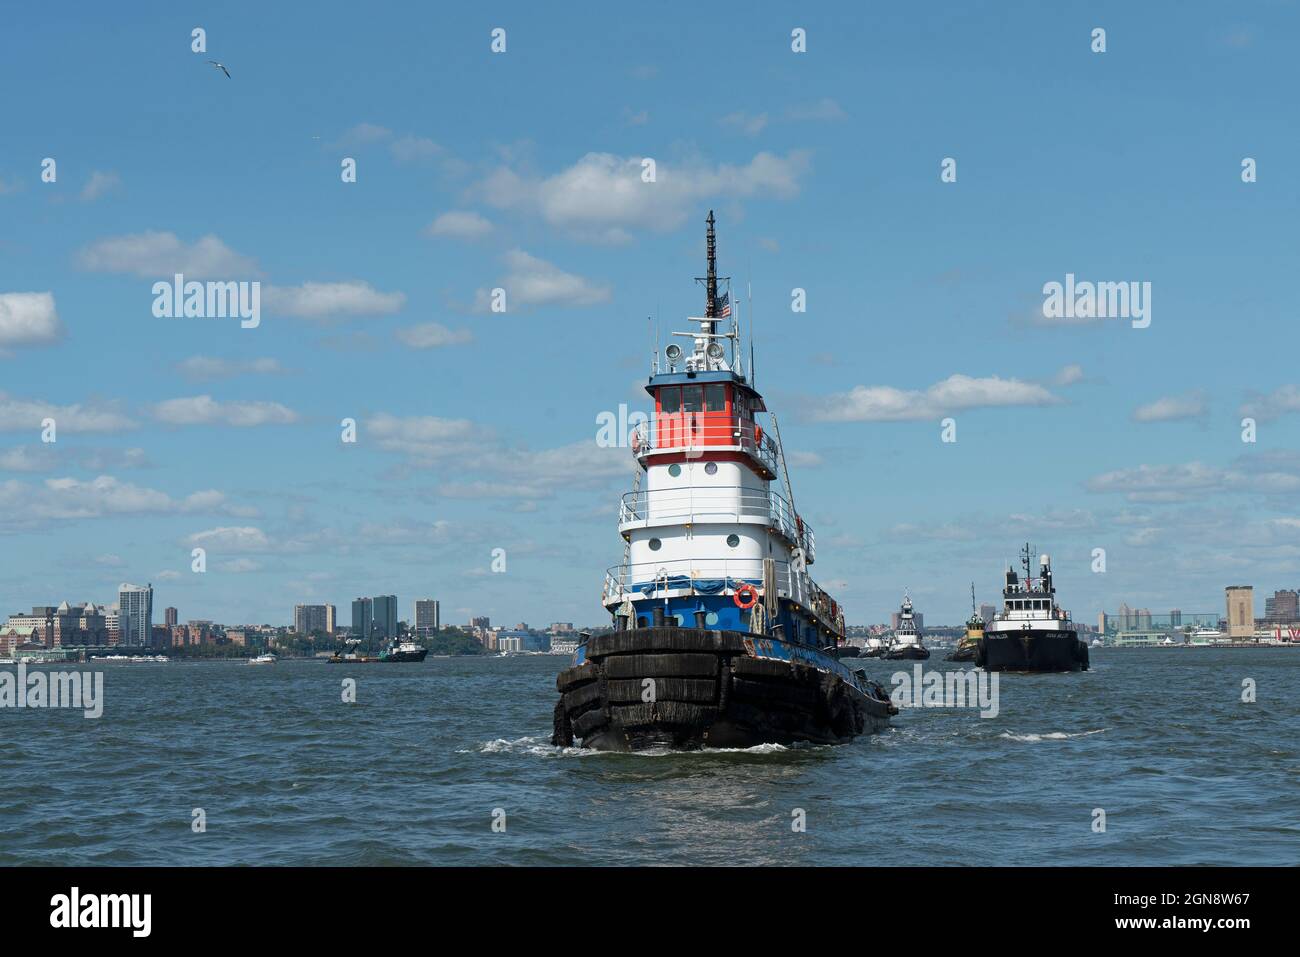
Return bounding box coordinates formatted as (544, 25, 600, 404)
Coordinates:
(207, 60, 231, 79)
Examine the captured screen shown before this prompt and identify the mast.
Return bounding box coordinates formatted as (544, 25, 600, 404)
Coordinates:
(696, 210, 719, 337)
(1020, 542, 1035, 590)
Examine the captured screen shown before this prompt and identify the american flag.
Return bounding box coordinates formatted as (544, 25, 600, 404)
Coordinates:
(715, 291, 731, 318)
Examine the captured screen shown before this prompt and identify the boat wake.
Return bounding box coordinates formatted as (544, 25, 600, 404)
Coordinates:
(998, 729, 1107, 743)
(463, 735, 806, 758)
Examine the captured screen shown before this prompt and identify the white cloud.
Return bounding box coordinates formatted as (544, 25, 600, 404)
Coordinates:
(151, 396, 299, 427)
(217, 558, 262, 573)
(1086, 460, 1300, 502)
(394, 322, 473, 349)
(1132, 392, 1207, 423)
(0, 292, 64, 349)
(174, 356, 286, 380)
(334, 122, 392, 146)
(391, 135, 441, 163)
(721, 111, 769, 136)
(186, 526, 272, 551)
(1053, 364, 1084, 386)
(476, 151, 811, 243)
(425, 210, 493, 240)
(810, 374, 1060, 422)
(0, 476, 227, 526)
(1241, 385, 1300, 422)
(368, 412, 484, 463)
(785, 98, 847, 122)
(0, 392, 135, 433)
(0, 445, 148, 472)
(476, 249, 611, 310)
(78, 231, 259, 278)
(80, 170, 121, 202)
(263, 281, 405, 319)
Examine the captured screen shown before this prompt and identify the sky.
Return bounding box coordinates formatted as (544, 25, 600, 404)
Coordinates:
(2, 1, 1299, 628)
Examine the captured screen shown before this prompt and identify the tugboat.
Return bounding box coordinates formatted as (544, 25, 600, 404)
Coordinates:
(884, 594, 929, 660)
(977, 544, 1089, 672)
(552, 212, 896, 751)
(946, 584, 982, 662)
(380, 640, 429, 663)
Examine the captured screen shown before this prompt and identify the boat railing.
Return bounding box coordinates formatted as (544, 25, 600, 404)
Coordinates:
(630, 414, 779, 475)
(617, 486, 815, 561)
(603, 556, 794, 605)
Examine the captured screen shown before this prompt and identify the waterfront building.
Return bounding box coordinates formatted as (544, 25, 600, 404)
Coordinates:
(118, 583, 154, 646)
(351, 598, 373, 639)
(415, 599, 441, 634)
(1264, 589, 1298, 623)
(165, 606, 178, 627)
(372, 595, 397, 639)
(1170, 609, 1182, 627)
(293, 604, 335, 635)
(105, 608, 121, 644)
(1225, 586, 1254, 641)
(979, 603, 997, 625)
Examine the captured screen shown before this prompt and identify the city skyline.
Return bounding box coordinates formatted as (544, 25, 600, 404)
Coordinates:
(3, 4, 1299, 625)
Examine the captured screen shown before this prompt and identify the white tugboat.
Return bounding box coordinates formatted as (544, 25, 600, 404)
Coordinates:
(884, 594, 929, 660)
(977, 544, 1089, 672)
(552, 212, 895, 751)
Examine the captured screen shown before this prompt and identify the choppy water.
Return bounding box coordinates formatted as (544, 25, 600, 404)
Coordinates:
(1, 649, 1295, 865)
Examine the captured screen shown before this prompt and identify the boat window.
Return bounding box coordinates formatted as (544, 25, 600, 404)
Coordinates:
(659, 387, 680, 414)
(704, 384, 726, 412)
(668, 464, 681, 477)
(726, 534, 740, 548)
(683, 385, 704, 413)
(648, 538, 662, 551)
(704, 462, 718, 475)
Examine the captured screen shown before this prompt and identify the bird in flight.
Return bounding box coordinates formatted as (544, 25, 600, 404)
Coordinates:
(207, 60, 231, 79)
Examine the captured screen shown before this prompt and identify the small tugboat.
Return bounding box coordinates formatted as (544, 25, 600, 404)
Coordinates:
(380, 640, 429, 663)
(248, 652, 277, 665)
(860, 634, 888, 658)
(884, 595, 929, 660)
(946, 584, 983, 662)
(326, 638, 379, 664)
(552, 212, 895, 751)
(977, 544, 1089, 672)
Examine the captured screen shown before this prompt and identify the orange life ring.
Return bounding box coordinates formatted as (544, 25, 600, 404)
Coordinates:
(734, 584, 760, 609)
(754, 425, 763, 446)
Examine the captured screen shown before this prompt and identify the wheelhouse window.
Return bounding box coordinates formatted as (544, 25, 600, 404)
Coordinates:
(682, 385, 704, 413)
(659, 387, 681, 414)
(704, 384, 726, 412)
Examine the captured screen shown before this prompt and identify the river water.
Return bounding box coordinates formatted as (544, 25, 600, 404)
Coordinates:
(1, 648, 1294, 865)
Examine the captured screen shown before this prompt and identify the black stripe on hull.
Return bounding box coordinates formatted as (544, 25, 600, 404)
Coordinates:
(979, 630, 1089, 673)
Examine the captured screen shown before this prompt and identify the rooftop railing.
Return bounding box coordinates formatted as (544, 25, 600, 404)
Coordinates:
(617, 486, 815, 563)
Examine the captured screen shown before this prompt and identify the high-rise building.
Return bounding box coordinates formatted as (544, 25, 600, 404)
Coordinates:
(372, 595, 397, 640)
(414, 599, 441, 634)
(294, 604, 336, 635)
(1170, 609, 1182, 627)
(1225, 586, 1254, 640)
(351, 598, 373, 639)
(165, 606, 178, 627)
(118, 583, 154, 646)
(980, 603, 996, 625)
(1264, 589, 1298, 623)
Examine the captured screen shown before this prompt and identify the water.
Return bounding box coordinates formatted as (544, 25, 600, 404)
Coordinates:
(1, 649, 1295, 865)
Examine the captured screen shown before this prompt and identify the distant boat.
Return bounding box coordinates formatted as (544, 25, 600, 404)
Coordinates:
(248, 653, 277, 665)
(884, 594, 929, 660)
(946, 583, 982, 662)
(977, 545, 1089, 672)
(380, 641, 428, 663)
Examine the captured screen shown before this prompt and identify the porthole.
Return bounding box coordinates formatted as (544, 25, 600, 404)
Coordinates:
(726, 534, 740, 548)
(705, 611, 719, 626)
(649, 538, 662, 551)
(668, 464, 682, 477)
(704, 462, 718, 475)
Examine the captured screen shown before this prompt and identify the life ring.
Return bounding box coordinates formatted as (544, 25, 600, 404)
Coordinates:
(754, 425, 763, 446)
(734, 584, 760, 609)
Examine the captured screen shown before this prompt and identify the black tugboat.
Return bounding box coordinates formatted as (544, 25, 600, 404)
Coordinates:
(551, 213, 895, 751)
(945, 584, 982, 662)
(884, 595, 929, 660)
(976, 544, 1089, 672)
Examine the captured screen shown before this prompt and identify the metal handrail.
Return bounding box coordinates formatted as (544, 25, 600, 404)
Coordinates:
(616, 486, 815, 561)
(630, 414, 779, 474)
(604, 556, 792, 604)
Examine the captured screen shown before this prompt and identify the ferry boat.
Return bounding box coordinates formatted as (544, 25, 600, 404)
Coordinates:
(976, 544, 1089, 672)
(884, 594, 929, 660)
(381, 640, 429, 662)
(946, 584, 982, 662)
(552, 212, 895, 751)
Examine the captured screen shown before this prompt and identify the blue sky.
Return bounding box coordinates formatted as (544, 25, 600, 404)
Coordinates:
(2, 1, 1298, 628)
